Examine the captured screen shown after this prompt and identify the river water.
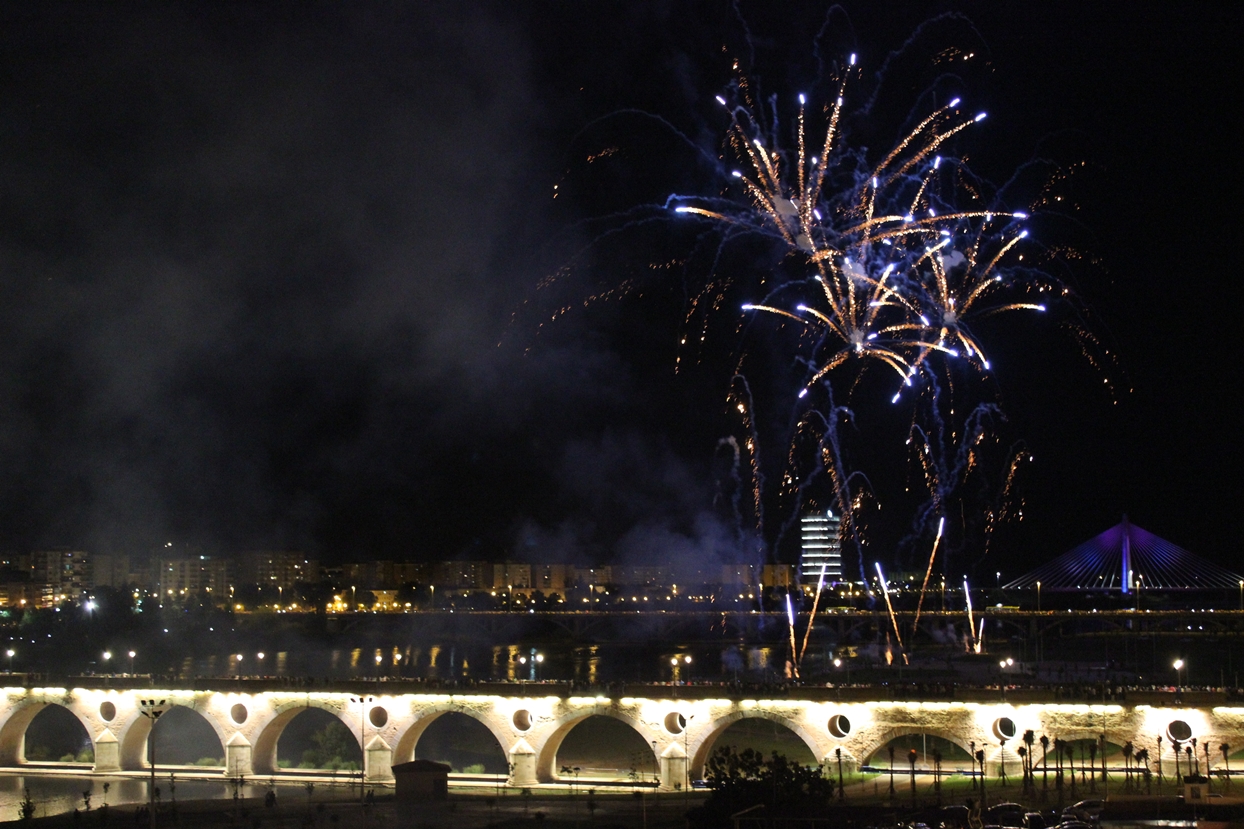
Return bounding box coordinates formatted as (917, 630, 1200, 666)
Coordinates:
(175, 642, 804, 684)
(0, 773, 358, 823)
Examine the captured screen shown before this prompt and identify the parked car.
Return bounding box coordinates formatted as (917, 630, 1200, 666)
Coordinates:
(986, 802, 1026, 827)
(1023, 810, 1049, 829)
(938, 804, 970, 828)
(1061, 800, 1105, 823)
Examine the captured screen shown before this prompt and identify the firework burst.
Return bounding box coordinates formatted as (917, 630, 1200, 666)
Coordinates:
(673, 56, 1052, 404)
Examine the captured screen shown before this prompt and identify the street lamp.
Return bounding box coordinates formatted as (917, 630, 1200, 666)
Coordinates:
(349, 695, 374, 801)
(1174, 658, 1185, 689)
(235, 654, 244, 678)
(103, 651, 112, 672)
(128, 651, 136, 674)
(139, 699, 167, 829)
(5, 649, 13, 673)
(1036, 581, 1041, 612)
(257, 653, 265, 676)
(684, 714, 695, 793)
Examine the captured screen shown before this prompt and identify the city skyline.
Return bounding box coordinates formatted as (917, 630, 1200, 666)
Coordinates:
(0, 3, 1240, 580)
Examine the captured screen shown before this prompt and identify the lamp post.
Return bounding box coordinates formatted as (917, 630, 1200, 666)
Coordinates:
(349, 695, 374, 801)
(1036, 581, 1041, 612)
(139, 699, 167, 829)
(257, 653, 265, 676)
(103, 651, 112, 673)
(129, 651, 136, 674)
(1174, 658, 1185, 690)
(5, 649, 13, 673)
(683, 714, 695, 794)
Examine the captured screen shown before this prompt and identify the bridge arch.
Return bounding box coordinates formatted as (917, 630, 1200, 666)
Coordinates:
(118, 702, 231, 770)
(391, 705, 511, 768)
(251, 698, 354, 775)
(691, 710, 825, 780)
(0, 696, 95, 766)
(856, 725, 975, 768)
(536, 709, 659, 783)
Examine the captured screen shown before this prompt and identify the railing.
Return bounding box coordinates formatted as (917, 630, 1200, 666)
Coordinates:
(2, 672, 1240, 706)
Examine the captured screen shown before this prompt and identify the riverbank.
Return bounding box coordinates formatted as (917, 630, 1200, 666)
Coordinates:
(7, 789, 706, 829)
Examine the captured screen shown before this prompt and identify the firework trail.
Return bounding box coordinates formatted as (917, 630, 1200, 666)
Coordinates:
(674, 56, 1047, 401)
(875, 561, 907, 664)
(665, 49, 1088, 599)
(911, 515, 944, 636)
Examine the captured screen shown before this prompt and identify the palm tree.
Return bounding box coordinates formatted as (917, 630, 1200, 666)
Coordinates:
(1089, 742, 1098, 793)
(1136, 748, 1151, 794)
(969, 741, 978, 791)
(1024, 730, 1036, 791)
(976, 750, 987, 808)
(888, 745, 896, 797)
(1039, 735, 1050, 795)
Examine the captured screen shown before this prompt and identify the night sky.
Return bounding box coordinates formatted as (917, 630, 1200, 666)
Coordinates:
(1, 3, 1240, 577)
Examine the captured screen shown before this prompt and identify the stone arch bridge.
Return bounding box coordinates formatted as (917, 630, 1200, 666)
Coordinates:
(3, 683, 1240, 789)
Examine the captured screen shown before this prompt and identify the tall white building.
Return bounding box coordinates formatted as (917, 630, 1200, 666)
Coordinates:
(799, 509, 841, 591)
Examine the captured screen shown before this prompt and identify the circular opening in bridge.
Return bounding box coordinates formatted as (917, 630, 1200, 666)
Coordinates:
(231, 704, 248, 725)
(664, 712, 687, 735)
(98, 701, 116, 722)
(369, 707, 388, 728)
(512, 710, 532, 732)
(827, 714, 851, 739)
(1168, 720, 1193, 743)
(992, 717, 1017, 741)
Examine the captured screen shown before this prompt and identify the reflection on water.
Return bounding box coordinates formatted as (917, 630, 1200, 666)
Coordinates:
(180, 643, 783, 683)
(0, 774, 352, 822)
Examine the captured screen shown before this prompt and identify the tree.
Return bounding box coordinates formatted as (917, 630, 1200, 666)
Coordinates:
(1023, 730, 1036, 792)
(300, 721, 360, 770)
(687, 747, 835, 829)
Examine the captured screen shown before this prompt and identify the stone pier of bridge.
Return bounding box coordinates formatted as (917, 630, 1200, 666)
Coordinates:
(2, 684, 1238, 787)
